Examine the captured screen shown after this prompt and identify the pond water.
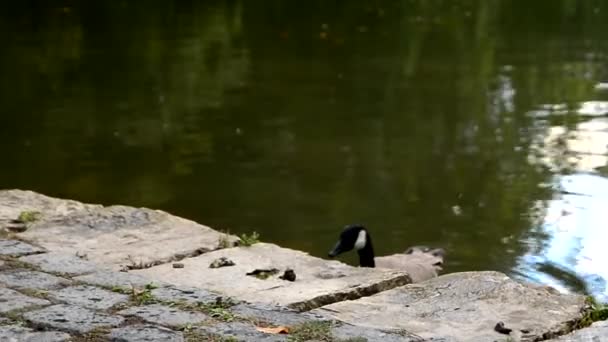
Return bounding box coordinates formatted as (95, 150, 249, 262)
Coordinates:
(1, 1, 608, 300)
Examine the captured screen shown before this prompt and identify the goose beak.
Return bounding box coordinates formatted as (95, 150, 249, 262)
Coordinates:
(328, 241, 343, 258)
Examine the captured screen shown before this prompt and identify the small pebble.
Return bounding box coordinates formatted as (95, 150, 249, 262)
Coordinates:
(279, 269, 296, 282)
(172, 263, 185, 269)
(209, 257, 236, 269)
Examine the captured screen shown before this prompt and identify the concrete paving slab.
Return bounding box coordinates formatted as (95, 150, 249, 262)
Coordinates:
(74, 270, 165, 289)
(312, 271, 587, 342)
(0, 239, 45, 257)
(0, 270, 71, 290)
(134, 243, 410, 311)
(109, 324, 185, 342)
(0, 190, 238, 271)
(150, 286, 218, 305)
(47, 285, 129, 310)
(19, 252, 100, 276)
(118, 304, 208, 328)
(0, 325, 70, 342)
(0, 288, 50, 313)
(23, 304, 124, 334)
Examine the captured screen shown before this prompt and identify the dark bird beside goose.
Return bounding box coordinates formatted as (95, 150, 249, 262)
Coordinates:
(328, 224, 445, 283)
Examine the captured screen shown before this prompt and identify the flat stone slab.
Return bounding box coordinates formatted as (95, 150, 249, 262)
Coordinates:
(0, 270, 71, 290)
(0, 325, 70, 342)
(230, 303, 319, 326)
(23, 304, 124, 333)
(331, 323, 426, 342)
(0, 239, 45, 257)
(118, 304, 208, 328)
(195, 320, 422, 342)
(0, 287, 50, 313)
(134, 243, 410, 311)
(151, 286, 218, 305)
(109, 324, 185, 342)
(313, 271, 587, 341)
(0, 190, 238, 271)
(550, 320, 608, 341)
(74, 270, 164, 289)
(19, 252, 100, 276)
(47, 285, 129, 310)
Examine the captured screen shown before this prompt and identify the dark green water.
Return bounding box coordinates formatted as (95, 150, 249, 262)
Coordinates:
(2, 1, 608, 296)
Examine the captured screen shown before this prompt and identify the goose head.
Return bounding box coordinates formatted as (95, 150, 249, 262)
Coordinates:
(328, 225, 447, 280)
(328, 224, 376, 267)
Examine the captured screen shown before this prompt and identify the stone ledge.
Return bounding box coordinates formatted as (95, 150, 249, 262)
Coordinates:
(0, 190, 238, 271)
(133, 243, 411, 311)
(1, 190, 604, 342)
(312, 271, 588, 341)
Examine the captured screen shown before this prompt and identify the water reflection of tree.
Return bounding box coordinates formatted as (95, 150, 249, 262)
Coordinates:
(0, 1, 607, 273)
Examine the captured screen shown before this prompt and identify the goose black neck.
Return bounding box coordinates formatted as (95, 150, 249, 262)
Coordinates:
(357, 232, 375, 267)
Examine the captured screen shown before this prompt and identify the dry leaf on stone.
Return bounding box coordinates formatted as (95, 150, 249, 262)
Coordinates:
(255, 326, 290, 334)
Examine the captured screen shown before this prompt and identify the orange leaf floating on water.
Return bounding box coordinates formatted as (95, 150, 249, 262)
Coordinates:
(255, 326, 290, 334)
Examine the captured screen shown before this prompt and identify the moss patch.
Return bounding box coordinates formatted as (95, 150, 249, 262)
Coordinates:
(17, 288, 50, 300)
(288, 321, 333, 342)
(0, 257, 42, 271)
(17, 211, 42, 223)
(69, 327, 111, 342)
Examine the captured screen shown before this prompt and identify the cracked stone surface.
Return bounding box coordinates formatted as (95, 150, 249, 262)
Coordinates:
(134, 243, 410, 311)
(549, 320, 608, 341)
(0, 270, 71, 290)
(230, 303, 321, 326)
(151, 286, 218, 305)
(109, 324, 185, 342)
(0, 239, 45, 257)
(47, 285, 129, 310)
(1, 190, 238, 271)
(118, 304, 208, 328)
(0, 287, 50, 313)
(74, 270, 163, 288)
(19, 252, 99, 276)
(314, 271, 587, 341)
(0, 325, 70, 342)
(23, 304, 124, 333)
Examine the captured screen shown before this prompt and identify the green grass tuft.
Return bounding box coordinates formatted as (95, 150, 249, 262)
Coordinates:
(575, 296, 608, 329)
(111, 283, 158, 305)
(238, 231, 260, 246)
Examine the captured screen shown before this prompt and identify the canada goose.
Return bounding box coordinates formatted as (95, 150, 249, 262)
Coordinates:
(328, 224, 445, 283)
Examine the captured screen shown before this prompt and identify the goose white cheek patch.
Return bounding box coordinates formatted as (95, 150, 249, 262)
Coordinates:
(354, 230, 367, 250)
